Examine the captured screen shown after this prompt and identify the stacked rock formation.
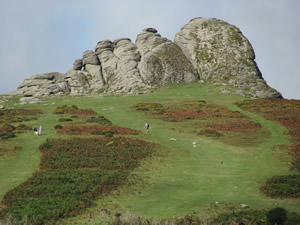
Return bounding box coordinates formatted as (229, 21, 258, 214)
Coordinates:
(14, 17, 281, 99)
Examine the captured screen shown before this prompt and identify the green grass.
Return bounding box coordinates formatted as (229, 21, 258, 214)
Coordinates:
(1, 82, 300, 223)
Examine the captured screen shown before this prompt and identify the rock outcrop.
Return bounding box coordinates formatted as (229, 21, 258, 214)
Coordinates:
(73, 59, 83, 70)
(17, 72, 69, 97)
(174, 17, 281, 98)
(136, 28, 199, 86)
(12, 17, 282, 99)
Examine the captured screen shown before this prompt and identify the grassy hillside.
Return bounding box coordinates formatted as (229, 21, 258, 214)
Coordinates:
(0, 82, 299, 224)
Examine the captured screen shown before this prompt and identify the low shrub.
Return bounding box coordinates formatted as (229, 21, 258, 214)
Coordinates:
(0, 131, 16, 140)
(0, 109, 43, 123)
(54, 125, 63, 129)
(213, 209, 267, 225)
(15, 123, 32, 131)
(261, 174, 300, 198)
(1, 170, 127, 225)
(198, 129, 223, 137)
(132, 103, 167, 112)
(90, 129, 116, 137)
(0, 124, 16, 140)
(203, 120, 262, 133)
(266, 208, 287, 225)
(53, 105, 96, 115)
(57, 125, 141, 136)
(58, 118, 73, 122)
(85, 115, 112, 125)
(39, 137, 154, 170)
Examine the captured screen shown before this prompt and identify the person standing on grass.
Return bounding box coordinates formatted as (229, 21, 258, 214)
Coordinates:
(145, 122, 150, 131)
(33, 127, 38, 136)
(39, 125, 43, 135)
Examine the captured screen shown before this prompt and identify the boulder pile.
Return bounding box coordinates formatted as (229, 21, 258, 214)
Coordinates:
(12, 17, 282, 99)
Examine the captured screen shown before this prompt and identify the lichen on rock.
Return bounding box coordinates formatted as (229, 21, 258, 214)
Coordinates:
(174, 17, 281, 98)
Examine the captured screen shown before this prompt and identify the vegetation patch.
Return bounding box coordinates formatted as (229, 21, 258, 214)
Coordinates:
(0, 170, 127, 225)
(0, 141, 22, 158)
(85, 115, 112, 125)
(39, 137, 154, 170)
(0, 124, 16, 140)
(133, 101, 245, 122)
(260, 174, 300, 198)
(1, 135, 155, 224)
(0, 109, 42, 123)
(53, 105, 96, 115)
(133, 101, 265, 146)
(202, 119, 261, 132)
(236, 99, 300, 197)
(198, 129, 223, 137)
(58, 117, 73, 122)
(56, 125, 141, 136)
(213, 209, 267, 225)
(0, 108, 41, 159)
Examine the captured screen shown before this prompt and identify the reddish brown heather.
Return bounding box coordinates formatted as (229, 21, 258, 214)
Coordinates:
(57, 125, 142, 135)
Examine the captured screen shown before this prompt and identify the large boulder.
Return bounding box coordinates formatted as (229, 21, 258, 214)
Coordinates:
(17, 72, 69, 97)
(73, 59, 83, 70)
(95, 40, 118, 86)
(136, 28, 199, 86)
(82, 50, 99, 66)
(110, 38, 147, 93)
(95, 38, 149, 94)
(174, 17, 281, 98)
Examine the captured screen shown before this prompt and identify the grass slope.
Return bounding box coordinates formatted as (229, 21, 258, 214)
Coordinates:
(1, 83, 299, 223)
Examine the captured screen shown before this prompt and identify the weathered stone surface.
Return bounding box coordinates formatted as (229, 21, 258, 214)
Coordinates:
(84, 64, 105, 92)
(174, 17, 281, 98)
(73, 59, 83, 70)
(64, 70, 92, 95)
(95, 40, 118, 85)
(19, 97, 43, 105)
(136, 29, 199, 86)
(82, 50, 99, 66)
(136, 29, 170, 56)
(17, 72, 69, 97)
(95, 39, 149, 94)
(110, 38, 147, 93)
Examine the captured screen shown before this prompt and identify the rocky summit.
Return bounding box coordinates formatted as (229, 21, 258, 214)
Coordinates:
(11, 17, 282, 99)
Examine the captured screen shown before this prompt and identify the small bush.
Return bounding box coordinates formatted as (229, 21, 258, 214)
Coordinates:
(0, 131, 16, 140)
(58, 118, 73, 122)
(38, 139, 52, 151)
(198, 129, 223, 137)
(213, 209, 267, 225)
(54, 125, 63, 129)
(103, 129, 116, 137)
(54, 105, 79, 114)
(0, 124, 16, 139)
(261, 174, 300, 198)
(15, 124, 32, 131)
(85, 116, 112, 125)
(266, 208, 287, 225)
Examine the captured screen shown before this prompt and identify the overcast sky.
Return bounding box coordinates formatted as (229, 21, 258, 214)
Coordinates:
(0, 0, 299, 99)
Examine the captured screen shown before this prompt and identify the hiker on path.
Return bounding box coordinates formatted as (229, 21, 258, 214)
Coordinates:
(39, 125, 43, 135)
(145, 122, 150, 131)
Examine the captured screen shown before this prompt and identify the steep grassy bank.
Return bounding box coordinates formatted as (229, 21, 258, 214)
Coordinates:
(1, 83, 299, 224)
